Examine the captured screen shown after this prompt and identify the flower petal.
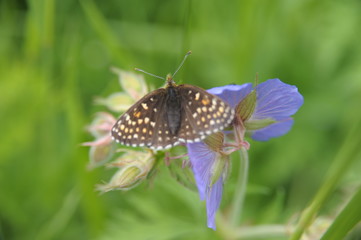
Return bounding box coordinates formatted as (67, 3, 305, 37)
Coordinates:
(187, 142, 225, 230)
(206, 177, 223, 230)
(208, 84, 253, 109)
(252, 79, 304, 121)
(251, 119, 294, 141)
(187, 142, 216, 200)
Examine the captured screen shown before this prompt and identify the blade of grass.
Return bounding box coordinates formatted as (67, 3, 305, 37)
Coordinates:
(320, 187, 361, 240)
(289, 119, 361, 240)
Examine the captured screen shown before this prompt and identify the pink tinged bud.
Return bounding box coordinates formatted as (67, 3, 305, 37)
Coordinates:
(86, 112, 116, 138)
(110, 67, 148, 100)
(95, 92, 134, 112)
(87, 142, 115, 169)
(235, 89, 257, 121)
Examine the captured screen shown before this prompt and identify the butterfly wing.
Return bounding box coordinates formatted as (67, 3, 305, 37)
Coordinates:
(112, 84, 235, 150)
(177, 84, 235, 143)
(111, 88, 167, 147)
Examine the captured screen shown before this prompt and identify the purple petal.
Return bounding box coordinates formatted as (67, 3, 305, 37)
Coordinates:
(187, 142, 217, 200)
(251, 119, 294, 141)
(208, 84, 253, 109)
(187, 142, 224, 230)
(206, 177, 223, 230)
(253, 79, 304, 121)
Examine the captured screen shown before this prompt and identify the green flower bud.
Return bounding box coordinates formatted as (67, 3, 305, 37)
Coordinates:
(204, 132, 224, 152)
(97, 150, 155, 192)
(235, 89, 257, 121)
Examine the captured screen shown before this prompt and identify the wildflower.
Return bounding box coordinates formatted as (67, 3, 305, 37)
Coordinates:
(187, 79, 304, 229)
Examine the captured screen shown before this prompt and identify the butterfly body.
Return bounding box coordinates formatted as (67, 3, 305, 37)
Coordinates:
(165, 85, 182, 135)
(111, 75, 234, 151)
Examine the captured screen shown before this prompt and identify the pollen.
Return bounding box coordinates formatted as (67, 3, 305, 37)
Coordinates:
(120, 124, 125, 130)
(144, 117, 150, 124)
(138, 119, 143, 124)
(219, 106, 224, 113)
(201, 117, 206, 122)
(142, 128, 147, 133)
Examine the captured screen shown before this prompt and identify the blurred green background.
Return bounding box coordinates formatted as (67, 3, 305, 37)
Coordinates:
(1, 0, 361, 239)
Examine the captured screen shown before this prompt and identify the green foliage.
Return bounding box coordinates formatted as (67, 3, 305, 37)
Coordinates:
(1, 0, 361, 239)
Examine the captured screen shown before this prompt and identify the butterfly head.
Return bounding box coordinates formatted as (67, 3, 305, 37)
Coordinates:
(166, 74, 176, 87)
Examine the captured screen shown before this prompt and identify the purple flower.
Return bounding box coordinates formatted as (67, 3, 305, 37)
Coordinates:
(187, 79, 303, 230)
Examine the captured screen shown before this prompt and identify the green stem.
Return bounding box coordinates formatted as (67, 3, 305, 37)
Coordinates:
(230, 146, 249, 227)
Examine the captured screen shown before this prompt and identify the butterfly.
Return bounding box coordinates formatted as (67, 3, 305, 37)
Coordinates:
(111, 52, 235, 151)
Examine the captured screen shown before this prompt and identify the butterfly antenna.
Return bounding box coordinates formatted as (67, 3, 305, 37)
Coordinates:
(173, 51, 192, 77)
(135, 68, 165, 80)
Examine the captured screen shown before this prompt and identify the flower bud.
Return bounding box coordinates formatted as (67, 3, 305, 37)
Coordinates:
(86, 112, 115, 138)
(204, 132, 224, 152)
(95, 92, 134, 112)
(110, 67, 148, 100)
(235, 89, 257, 121)
(97, 150, 155, 192)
